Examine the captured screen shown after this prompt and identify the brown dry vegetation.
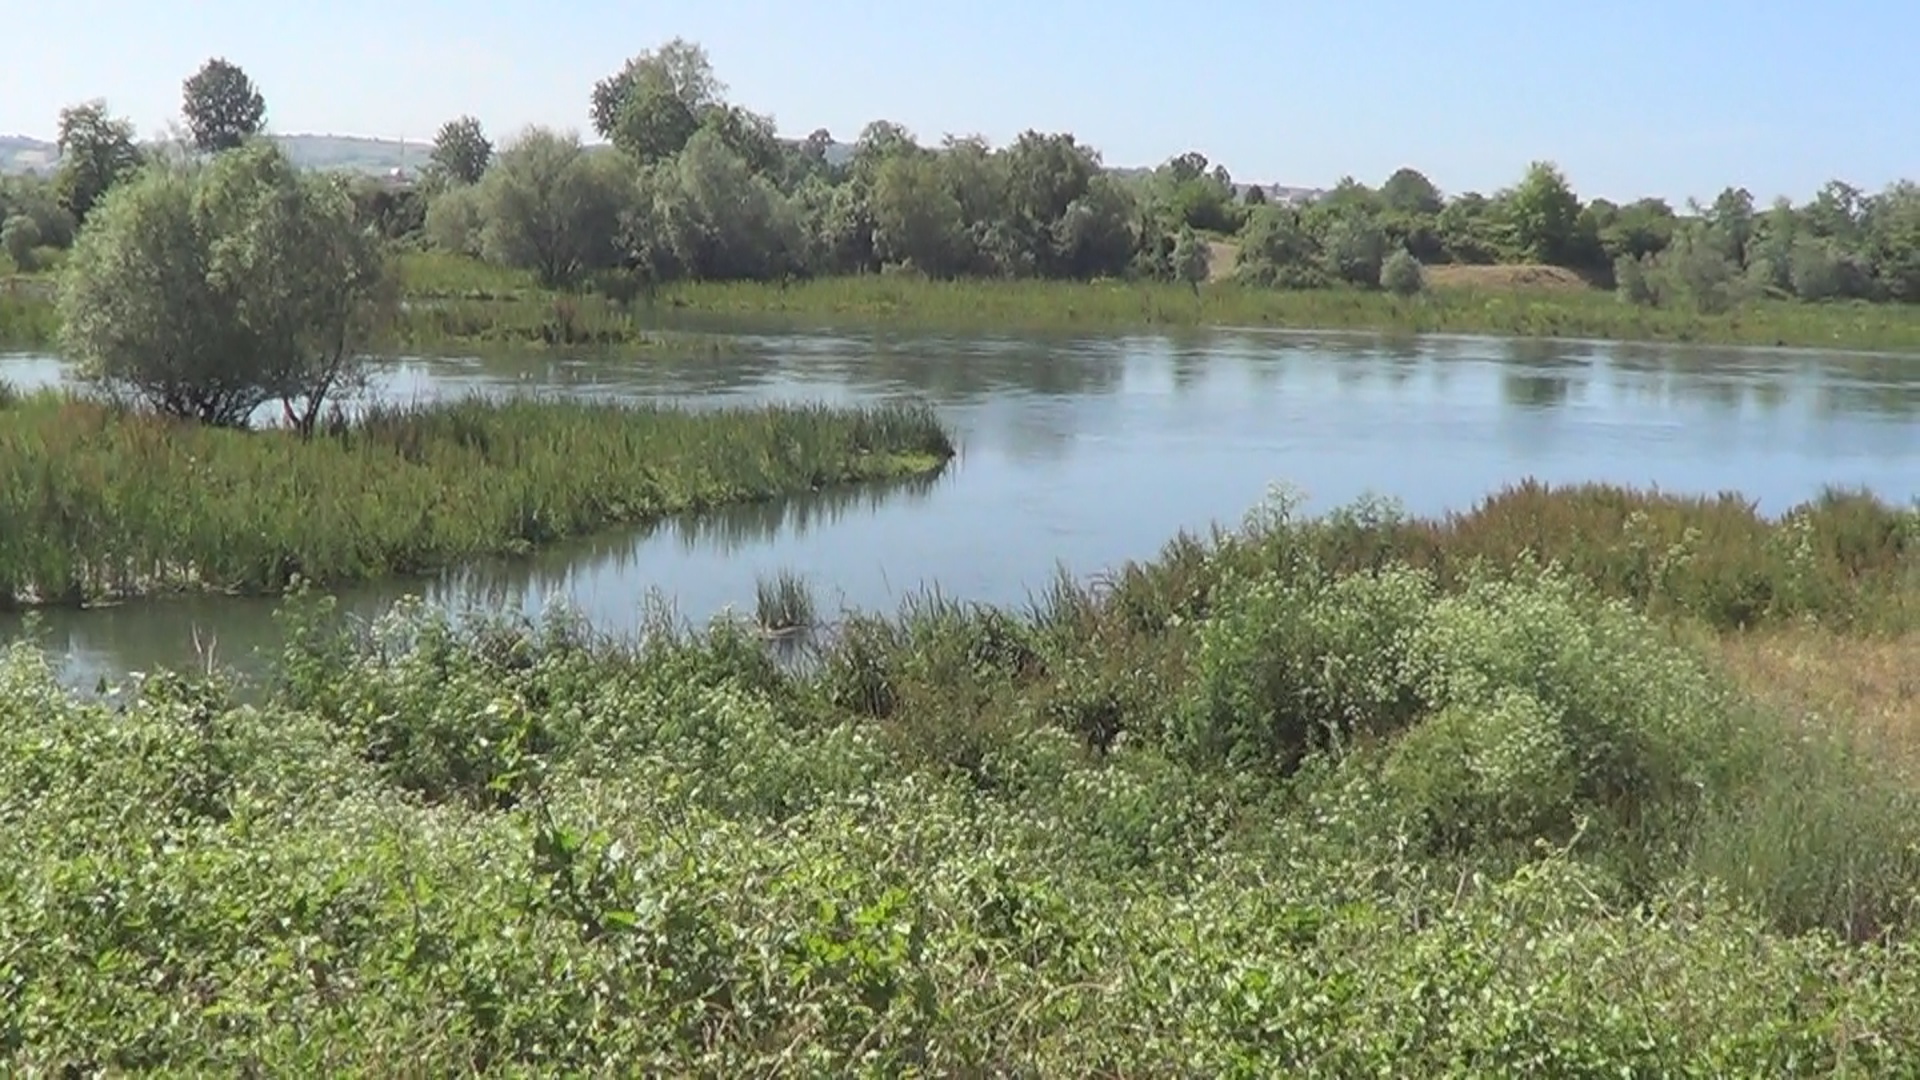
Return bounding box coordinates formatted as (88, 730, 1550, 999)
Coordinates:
(1423, 263, 1598, 290)
(1205, 240, 1239, 281)
(1716, 630, 1920, 769)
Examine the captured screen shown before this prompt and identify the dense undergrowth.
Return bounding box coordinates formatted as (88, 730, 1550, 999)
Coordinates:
(0, 392, 952, 606)
(2, 482, 1918, 1072)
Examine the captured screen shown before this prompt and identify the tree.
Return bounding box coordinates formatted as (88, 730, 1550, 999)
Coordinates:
(1502, 161, 1583, 265)
(424, 184, 486, 256)
(182, 58, 267, 154)
(591, 38, 722, 165)
(429, 116, 493, 186)
(1864, 181, 1920, 302)
(2, 215, 40, 271)
(477, 127, 627, 287)
(871, 152, 965, 275)
(1052, 175, 1138, 279)
(59, 142, 392, 432)
(1171, 227, 1210, 290)
(638, 129, 802, 281)
(1319, 211, 1388, 286)
(697, 104, 782, 177)
(53, 100, 144, 225)
(1380, 249, 1425, 296)
(0, 176, 76, 250)
(1236, 206, 1325, 287)
(1380, 167, 1443, 215)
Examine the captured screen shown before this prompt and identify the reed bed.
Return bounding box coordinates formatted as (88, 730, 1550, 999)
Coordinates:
(0, 392, 953, 606)
(657, 275, 1920, 351)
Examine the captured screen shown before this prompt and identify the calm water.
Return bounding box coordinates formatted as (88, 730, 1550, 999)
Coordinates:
(3, 327, 1916, 686)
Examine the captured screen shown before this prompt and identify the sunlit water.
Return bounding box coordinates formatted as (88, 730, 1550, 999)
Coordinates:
(3, 326, 1915, 686)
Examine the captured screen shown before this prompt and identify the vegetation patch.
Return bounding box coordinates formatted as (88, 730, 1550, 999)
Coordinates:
(3, 482, 1919, 1072)
(0, 392, 952, 607)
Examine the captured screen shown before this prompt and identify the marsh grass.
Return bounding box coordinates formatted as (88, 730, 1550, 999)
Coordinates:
(753, 570, 818, 635)
(0, 392, 953, 606)
(656, 274, 1920, 350)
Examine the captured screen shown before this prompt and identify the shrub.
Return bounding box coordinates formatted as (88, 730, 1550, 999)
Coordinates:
(1, 213, 40, 272)
(1379, 248, 1425, 296)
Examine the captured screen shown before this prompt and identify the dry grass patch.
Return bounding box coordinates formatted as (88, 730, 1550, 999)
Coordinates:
(1205, 240, 1240, 281)
(1715, 628, 1920, 768)
(1425, 263, 1597, 291)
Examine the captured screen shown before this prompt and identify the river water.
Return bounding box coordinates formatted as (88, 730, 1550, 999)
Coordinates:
(3, 327, 1916, 686)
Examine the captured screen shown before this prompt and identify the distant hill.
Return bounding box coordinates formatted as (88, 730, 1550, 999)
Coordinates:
(1, 131, 1319, 201)
(0, 133, 436, 177)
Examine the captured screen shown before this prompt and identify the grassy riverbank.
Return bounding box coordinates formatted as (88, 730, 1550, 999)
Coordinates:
(400, 254, 1920, 352)
(0, 391, 952, 607)
(3, 482, 1919, 1071)
(9, 254, 1920, 352)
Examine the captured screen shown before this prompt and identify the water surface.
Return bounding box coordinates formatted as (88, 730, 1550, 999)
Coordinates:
(3, 327, 1915, 686)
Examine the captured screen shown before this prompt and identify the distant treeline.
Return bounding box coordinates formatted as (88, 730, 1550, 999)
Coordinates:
(6, 39, 1916, 311)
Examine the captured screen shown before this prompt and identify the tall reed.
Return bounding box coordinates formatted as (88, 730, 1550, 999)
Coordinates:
(0, 392, 953, 606)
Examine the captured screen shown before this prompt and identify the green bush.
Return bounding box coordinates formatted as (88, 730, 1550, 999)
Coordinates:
(1379, 248, 1425, 296)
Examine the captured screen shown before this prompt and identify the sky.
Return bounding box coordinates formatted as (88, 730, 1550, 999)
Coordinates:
(2, 0, 1915, 205)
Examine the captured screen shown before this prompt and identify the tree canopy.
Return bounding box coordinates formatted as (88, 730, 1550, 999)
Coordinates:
(182, 58, 268, 154)
(59, 142, 392, 431)
(53, 101, 144, 226)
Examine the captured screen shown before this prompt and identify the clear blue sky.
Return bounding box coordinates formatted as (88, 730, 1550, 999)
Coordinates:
(2, 0, 1914, 205)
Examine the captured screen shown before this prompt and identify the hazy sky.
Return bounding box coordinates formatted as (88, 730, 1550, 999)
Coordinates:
(3, 0, 1915, 204)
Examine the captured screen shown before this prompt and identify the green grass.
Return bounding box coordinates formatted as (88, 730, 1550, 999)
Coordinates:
(0, 284, 57, 347)
(4, 481, 1920, 1072)
(753, 569, 818, 635)
(657, 274, 1920, 350)
(10, 252, 1920, 351)
(0, 392, 953, 607)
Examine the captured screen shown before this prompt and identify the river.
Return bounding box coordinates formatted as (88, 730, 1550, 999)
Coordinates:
(3, 326, 1916, 687)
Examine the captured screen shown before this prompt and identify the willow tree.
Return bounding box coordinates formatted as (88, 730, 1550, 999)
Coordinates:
(59, 141, 393, 432)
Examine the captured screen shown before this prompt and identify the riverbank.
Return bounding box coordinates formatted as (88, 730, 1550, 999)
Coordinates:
(8, 255, 1920, 352)
(3, 481, 1918, 1072)
(395, 253, 1920, 351)
(0, 392, 953, 607)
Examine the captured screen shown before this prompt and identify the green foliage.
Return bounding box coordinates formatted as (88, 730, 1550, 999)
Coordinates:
(428, 115, 492, 187)
(1379, 249, 1425, 295)
(181, 57, 267, 154)
(1, 215, 39, 271)
(4, 480, 1920, 1071)
(591, 38, 722, 166)
(1502, 161, 1587, 266)
(636, 129, 805, 281)
(58, 141, 393, 431)
(1380, 166, 1443, 215)
(423, 183, 486, 257)
(52, 99, 143, 225)
(475, 127, 627, 288)
(1170, 226, 1210, 287)
(0, 394, 953, 607)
